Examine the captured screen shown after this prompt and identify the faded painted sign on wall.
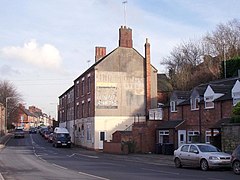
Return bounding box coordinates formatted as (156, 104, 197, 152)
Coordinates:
(96, 83, 118, 109)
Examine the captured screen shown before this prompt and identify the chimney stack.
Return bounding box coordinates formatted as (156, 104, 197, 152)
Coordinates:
(145, 38, 151, 116)
(119, 26, 133, 48)
(95, 47, 106, 62)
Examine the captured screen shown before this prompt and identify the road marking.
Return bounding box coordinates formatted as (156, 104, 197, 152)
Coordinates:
(78, 172, 109, 180)
(52, 163, 68, 170)
(69, 153, 99, 159)
(141, 168, 180, 175)
(0, 173, 5, 180)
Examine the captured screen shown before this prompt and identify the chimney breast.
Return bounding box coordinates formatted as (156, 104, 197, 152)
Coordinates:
(95, 47, 106, 62)
(119, 26, 133, 48)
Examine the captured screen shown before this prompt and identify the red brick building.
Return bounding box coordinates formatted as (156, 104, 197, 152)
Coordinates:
(156, 78, 240, 151)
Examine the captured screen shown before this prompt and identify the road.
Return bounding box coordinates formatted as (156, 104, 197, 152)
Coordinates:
(0, 133, 239, 180)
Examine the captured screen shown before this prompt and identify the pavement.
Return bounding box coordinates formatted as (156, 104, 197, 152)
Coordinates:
(0, 133, 12, 149)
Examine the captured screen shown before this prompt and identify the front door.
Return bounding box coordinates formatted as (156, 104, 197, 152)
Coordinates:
(99, 131, 106, 149)
(178, 130, 186, 147)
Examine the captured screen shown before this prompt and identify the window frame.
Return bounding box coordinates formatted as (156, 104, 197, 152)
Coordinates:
(170, 101, 177, 112)
(191, 97, 200, 110)
(204, 96, 214, 109)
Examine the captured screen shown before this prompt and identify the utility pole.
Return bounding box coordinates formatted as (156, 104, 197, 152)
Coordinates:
(224, 44, 227, 78)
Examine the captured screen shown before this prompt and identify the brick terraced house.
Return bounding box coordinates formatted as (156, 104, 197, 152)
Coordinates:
(58, 26, 158, 150)
(156, 77, 240, 151)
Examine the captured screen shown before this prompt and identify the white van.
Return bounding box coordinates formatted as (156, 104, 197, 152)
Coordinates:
(52, 127, 71, 148)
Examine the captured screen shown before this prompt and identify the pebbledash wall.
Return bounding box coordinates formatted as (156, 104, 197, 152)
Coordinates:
(221, 123, 240, 153)
(59, 26, 158, 150)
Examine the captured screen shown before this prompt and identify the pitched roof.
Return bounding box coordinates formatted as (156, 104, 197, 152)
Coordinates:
(20, 108, 37, 117)
(157, 120, 184, 129)
(74, 47, 158, 82)
(174, 91, 191, 100)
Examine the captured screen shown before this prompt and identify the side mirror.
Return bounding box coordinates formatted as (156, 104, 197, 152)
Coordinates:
(193, 150, 199, 154)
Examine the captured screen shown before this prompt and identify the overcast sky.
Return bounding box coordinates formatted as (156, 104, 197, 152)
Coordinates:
(0, 0, 239, 119)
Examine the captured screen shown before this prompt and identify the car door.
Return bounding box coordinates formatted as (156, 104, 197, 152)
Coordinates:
(178, 145, 190, 165)
(187, 145, 200, 166)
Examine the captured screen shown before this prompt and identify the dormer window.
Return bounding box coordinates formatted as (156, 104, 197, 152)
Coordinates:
(170, 101, 177, 112)
(233, 92, 240, 106)
(191, 98, 200, 110)
(205, 96, 214, 109)
(232, 80, 240, 106)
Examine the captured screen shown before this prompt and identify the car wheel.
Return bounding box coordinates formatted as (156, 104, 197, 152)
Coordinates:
(174, 158, 182, 168)
(200, 159, 209, 171)
(233, 160, 240, 175)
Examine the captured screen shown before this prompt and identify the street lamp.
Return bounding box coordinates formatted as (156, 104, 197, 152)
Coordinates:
(5, 97, 17, 133)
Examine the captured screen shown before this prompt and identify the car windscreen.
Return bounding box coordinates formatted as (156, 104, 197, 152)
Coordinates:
(56, 133, 70, 138)
(197, 145, 220, 152)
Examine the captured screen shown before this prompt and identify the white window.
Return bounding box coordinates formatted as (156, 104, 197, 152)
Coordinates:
(170, 101, 177, 112)
(191, 98, 199, 110)
(205, 96, 214, 109)
(205, 130, 219, 143)
(158, 130, 169, 144)
(187, 131, 199, 143)
(82, 102, 85, 118)
(232, 92, 240, 106)
(86, 124, 91, 141)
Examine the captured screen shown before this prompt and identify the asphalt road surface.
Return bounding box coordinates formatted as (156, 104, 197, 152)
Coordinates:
(0, 133, 239, 180)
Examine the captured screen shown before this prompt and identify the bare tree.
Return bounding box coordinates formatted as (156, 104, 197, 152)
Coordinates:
(162, 19, 240, 90)
(0, 80, 22, 128)
(162, 39, 206, 90)
(204, 19, 240, 62)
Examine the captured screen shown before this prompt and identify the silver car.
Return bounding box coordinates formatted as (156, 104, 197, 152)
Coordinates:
(174, 143, 231, 171)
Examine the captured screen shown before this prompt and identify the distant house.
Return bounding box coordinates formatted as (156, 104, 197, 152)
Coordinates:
(15, 105, 38, 129)
(58, 26, 158, 150)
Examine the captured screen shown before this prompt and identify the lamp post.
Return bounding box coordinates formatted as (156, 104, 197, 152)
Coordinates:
(5, 97, 17, 134)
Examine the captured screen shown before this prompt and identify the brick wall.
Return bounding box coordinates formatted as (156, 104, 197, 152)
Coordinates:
(74, 68, 95, 119)
(103, 141, 128, 154)
(132, 121, 159, 153)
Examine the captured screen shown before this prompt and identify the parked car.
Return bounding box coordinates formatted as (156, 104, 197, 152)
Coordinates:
(39, 126, 48, 135)
(231, 145, 240, 175)
(47, 133, 53, 143)
(174, 143, 231, 171)
(29, 127, 37, 134)
(52, 127, 71, 148)
(14, 127, 25, 138)
(44, 130, 52, 140)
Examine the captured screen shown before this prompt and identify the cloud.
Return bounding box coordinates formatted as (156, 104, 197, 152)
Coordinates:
(0, 64, 20, 76)
(0, 39, 62, 69)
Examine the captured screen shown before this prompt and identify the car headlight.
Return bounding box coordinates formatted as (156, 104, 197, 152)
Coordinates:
(209, 156, 219, 160)
(57, 141, 61, 143)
